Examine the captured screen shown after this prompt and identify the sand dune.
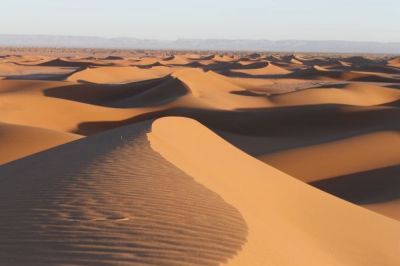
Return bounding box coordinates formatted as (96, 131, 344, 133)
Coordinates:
(38, 57, 109, 67)
(0, 79, 68, 94)
(341, 56, 376, 66)
(258, 131, 400, 182)
(101, 55, 124, 60)
(150, 117, 400, 266)
(1, 50, 400, 265)
(388, 57, 400, 68)
(0, 62, 74, 77)
(2, 116, 398, 265)
(366, 198, 400, 221)
(288, 66, 400, 83)
(0, 122, 81, 164)
(160, 55, 192, 66)
(131, 57, 162, 67)
(270, 83, 400, 106)
(110, 76, 189, 108)
(0, 120, 247, 265)
(67, 66, 172, 84)
(230, 62, 292, 76)
(338, 60, 352, 67)
(172, 68, 271, 109)
(212, 55, 238, 62)
(43, 77, 169, 105)
(0, 90, 137, 134)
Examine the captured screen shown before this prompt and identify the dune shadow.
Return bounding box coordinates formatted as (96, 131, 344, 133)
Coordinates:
(220, 66, 400, 83)
(108, 77, 189, 108)
(37, 58, 112, 68)
(134, 62, 164, 68)
(310, 165, 400, 205)
(312, 82, 348, 89)
(348, 65, 400, 74)
(4, 66, 85, 81)
(230, 90, 266, 97)
(387, 84, 400, 90)
(5, 73, 73, 81)
(43, 77, 168, 105)
(75, 104, 400, 136)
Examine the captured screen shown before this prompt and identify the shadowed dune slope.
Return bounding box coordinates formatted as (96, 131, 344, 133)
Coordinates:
(258, 131, 400, 183)
(150, 117, 400, 266)
(366, 197, 400, 221)
(212, 55, 238, 62)
(285, 66, 400, 83)
(43, 77, 168, 105)
(269, 83, 400, 106)
(38, 58, 108, 67)
(0, 120, 247, 266)
(110, 76, 189, 108)
(0, 122, 82, 164)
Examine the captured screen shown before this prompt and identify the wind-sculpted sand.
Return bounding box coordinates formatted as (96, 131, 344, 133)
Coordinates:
(0, 49, 399, 265)
(150, 117, 400, 266)
(0, 122, 247, 265)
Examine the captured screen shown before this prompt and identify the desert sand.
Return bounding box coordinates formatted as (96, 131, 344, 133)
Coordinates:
(0, 49, 399, 265)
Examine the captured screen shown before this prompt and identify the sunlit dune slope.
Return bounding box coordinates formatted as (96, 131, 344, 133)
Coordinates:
(67, 66, 172, 84)
(150, 117, 400, 266)
(0, 122, 81, 164)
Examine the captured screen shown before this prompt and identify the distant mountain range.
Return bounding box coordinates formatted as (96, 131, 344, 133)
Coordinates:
(0, 34, 399, 54)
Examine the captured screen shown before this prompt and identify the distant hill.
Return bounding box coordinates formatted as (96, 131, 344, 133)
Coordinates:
(0, 34, 399, 54)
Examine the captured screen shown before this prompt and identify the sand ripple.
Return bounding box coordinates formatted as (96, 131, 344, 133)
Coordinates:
(0, 122, 247, 265)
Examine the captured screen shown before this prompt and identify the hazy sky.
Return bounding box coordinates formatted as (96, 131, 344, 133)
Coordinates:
(1, 0, 399, 42)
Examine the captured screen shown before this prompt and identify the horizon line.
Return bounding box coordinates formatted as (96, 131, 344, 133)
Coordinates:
(1, 33, 400, 44)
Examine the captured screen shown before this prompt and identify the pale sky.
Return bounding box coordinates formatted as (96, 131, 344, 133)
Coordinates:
(1, 0, 399, 42)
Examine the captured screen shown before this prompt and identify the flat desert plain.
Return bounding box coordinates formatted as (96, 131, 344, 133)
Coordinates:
(0, 48, 400, 265)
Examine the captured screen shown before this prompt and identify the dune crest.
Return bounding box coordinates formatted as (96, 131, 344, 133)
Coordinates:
(231, 62, 292, 76)
(0, 121, 247, 265)
(67, 66, 172, 84)
(172, 68, 271, 109)
(149, 117, 400, 266)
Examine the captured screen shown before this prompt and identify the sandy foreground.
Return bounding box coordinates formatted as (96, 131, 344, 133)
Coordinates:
(0, 49, 399, 265)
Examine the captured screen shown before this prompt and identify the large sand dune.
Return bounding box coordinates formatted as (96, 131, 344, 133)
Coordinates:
(0, 121, 246, 265)
(150, 117, 400, 266)
(0, 50, 399, 265)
